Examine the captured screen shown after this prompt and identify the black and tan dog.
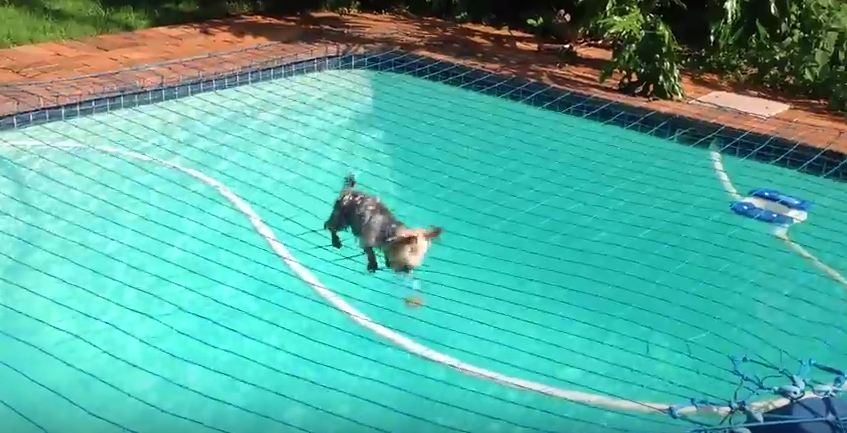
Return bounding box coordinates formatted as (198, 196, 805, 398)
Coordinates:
(323, 174, 442, 273)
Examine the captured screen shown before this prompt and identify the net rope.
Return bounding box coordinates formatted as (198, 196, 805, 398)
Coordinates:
(1, 47, 845, 433)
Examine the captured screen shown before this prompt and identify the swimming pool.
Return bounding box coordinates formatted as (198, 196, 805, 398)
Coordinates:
(1, 50, 846, 433)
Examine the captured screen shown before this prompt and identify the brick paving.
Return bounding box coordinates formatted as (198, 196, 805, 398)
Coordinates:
(0, 12, 845, 151)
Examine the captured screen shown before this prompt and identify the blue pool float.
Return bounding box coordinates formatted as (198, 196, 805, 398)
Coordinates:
(730, 201, 795, 225)
(748, 188, 812, 211)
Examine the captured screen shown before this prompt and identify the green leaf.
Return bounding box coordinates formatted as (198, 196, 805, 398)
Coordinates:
(813, 46, 833, 69)
(722, 0, 739, 24)
(755, 19, 770, 39)
(526, 17, 542, 27)
(803, 66, 815, 81)
(666, 0, 686, 10)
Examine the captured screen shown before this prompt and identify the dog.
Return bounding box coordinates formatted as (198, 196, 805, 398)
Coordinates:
(323, 174, 442, 273)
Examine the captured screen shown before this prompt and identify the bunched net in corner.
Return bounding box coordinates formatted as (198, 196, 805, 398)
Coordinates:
(0, 44, 846, 433)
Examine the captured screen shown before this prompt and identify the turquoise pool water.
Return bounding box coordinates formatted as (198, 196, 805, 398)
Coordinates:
(1, 68, 846, 433)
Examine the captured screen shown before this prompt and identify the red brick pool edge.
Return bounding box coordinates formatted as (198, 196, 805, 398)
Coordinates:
(0, 12, 845, 152)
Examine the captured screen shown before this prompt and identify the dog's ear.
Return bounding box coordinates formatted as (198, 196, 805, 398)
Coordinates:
(398, 235, 418, 245)
(388, 234, 418, 246)
(425, 227, 443, 239)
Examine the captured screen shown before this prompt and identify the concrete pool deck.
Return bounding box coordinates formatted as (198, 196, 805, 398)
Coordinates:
(0, 12, 845, 152)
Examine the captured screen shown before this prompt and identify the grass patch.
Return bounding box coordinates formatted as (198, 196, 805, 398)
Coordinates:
(0, 0, 262, 48)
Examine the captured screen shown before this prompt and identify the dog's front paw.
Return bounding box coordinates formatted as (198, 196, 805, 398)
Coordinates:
(332, 238, 342, 249)
(367, 263, 378, 273)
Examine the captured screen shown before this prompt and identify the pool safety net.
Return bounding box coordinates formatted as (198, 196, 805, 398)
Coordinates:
(1, 45, 846, 433)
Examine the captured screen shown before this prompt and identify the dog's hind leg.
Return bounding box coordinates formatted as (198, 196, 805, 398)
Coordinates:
(383, 252, 391, 270)
(324, 205, 344, 249)
(364, 247, 379, 273)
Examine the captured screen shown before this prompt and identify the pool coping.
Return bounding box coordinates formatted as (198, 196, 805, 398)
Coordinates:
(1, 47, 845, 183)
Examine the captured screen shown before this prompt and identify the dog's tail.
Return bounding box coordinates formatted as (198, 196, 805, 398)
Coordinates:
(342, 173, 356, 190)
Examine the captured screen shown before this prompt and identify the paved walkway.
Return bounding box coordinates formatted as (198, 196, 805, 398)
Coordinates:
(0, 12, 845, 150)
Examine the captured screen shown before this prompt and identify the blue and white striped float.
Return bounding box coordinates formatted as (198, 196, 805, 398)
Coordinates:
(730, 188, 811, 225)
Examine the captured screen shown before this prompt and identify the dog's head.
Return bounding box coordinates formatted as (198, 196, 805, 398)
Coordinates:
(384, 226, 443, 273)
